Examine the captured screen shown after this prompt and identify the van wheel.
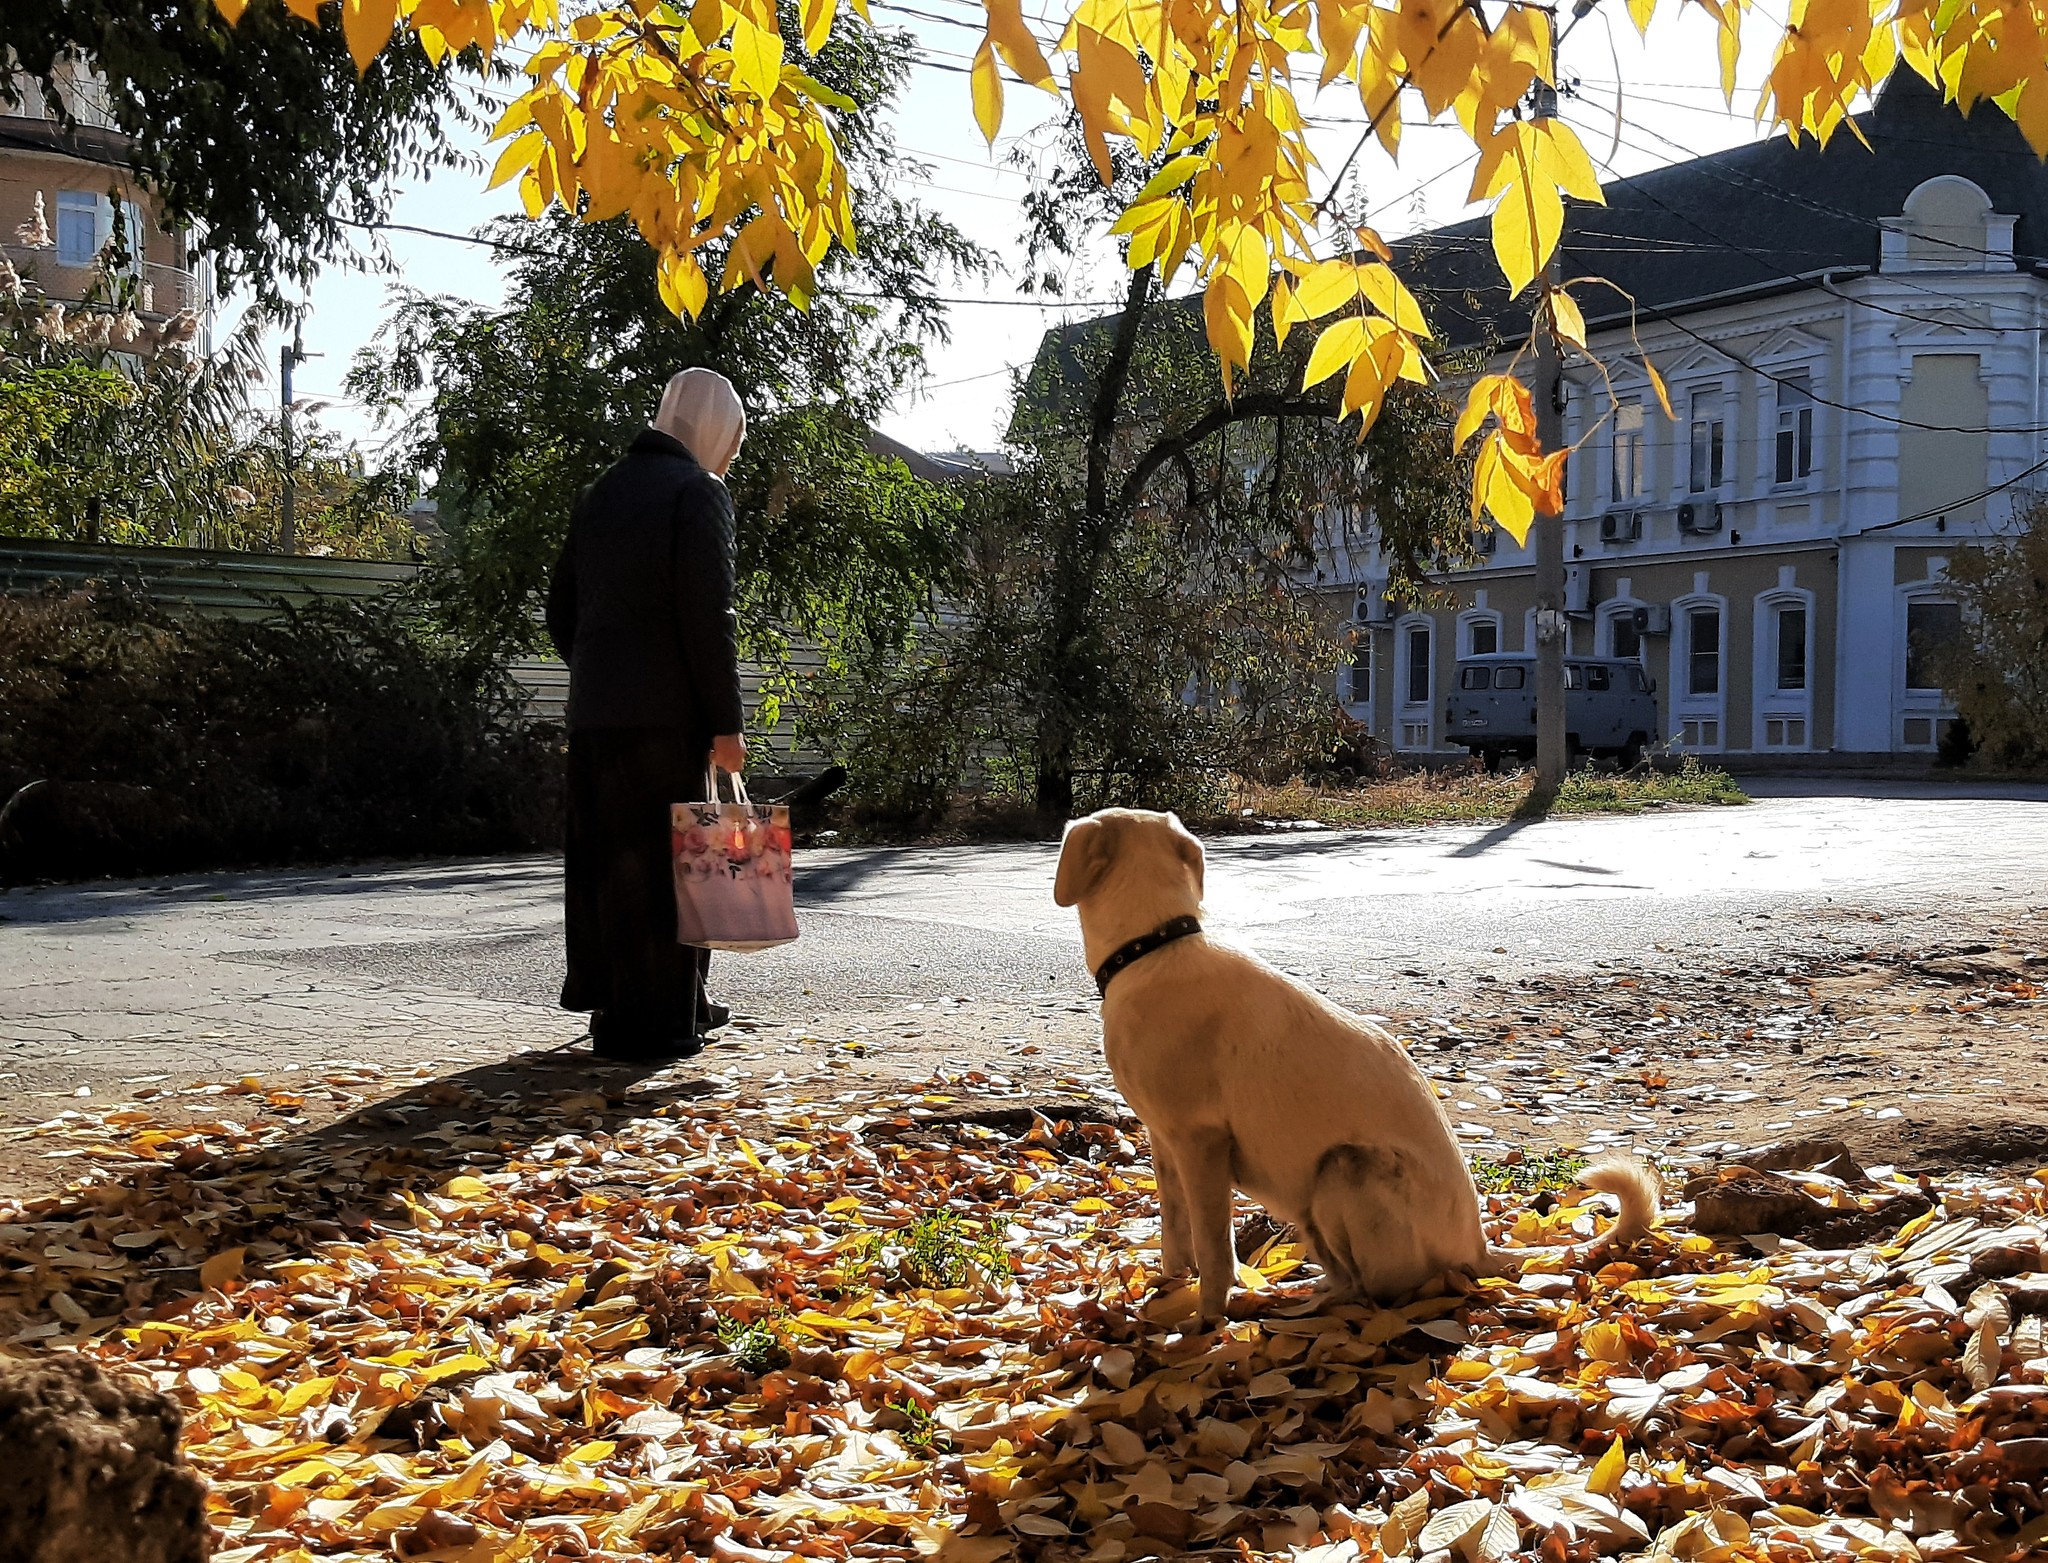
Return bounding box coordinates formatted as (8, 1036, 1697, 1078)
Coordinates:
(1619, 734, 1647, 769)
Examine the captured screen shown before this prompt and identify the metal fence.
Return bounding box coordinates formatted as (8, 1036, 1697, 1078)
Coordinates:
(0, 537, 822, 758)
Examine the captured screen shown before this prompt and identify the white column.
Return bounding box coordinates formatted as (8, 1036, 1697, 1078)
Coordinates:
(1833, 535, 1895, 752)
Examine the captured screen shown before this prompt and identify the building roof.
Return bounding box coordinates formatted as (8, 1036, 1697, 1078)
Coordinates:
(1016, 70, 2048, 402)
(1405, 68, 2048, 348)
(863, 428, 1014, 481)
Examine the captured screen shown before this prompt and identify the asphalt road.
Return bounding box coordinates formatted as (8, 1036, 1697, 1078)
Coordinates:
(4, 780, 2047, 1111)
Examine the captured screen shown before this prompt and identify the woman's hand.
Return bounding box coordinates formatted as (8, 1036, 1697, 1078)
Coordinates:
(711, 733, 748, 774)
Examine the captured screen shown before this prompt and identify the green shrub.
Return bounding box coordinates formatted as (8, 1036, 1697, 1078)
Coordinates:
(0, 586, 562, 883)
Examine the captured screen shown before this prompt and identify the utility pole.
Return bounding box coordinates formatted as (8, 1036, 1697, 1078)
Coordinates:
(279, 325, 306, 555)
(1531, 3, 1590, 801)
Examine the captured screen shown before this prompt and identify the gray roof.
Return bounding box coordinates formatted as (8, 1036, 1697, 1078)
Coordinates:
(1016, 69, 2048, 397)
(1406, 68, 2048, 347)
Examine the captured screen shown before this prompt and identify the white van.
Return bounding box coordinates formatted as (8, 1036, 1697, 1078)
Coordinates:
(1444, 654, 1660, 768)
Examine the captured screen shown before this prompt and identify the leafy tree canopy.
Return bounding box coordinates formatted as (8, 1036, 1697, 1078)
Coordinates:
(204, 0, 2047, 537)
(2, 1, 487, 305)
(346, 14, 980, 671)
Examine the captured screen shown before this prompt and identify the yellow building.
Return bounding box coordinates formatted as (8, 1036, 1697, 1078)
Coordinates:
(1324, 72, 2044, 764)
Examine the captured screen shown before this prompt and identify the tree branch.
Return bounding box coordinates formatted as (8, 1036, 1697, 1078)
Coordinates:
(1086, 262, 1155, 521)
(1117, 392, 1337, 516)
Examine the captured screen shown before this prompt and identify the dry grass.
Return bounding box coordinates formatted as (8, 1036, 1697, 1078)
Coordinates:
(1207, 759, 1748, 830)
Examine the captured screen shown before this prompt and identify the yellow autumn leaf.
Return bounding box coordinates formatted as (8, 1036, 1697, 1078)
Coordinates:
(1534, 120, 1605, 205)
(971, 38, 1003, 143)
(1550, 286, 1587, 350)
(801, 0, 837, 55)
(210, 0, 250, 23)
(1490, 142, 1563, 298)
(1270, 272, 1297, 351)
(1303, 316, 1368, 390)
(1290, 258, 1360, 321)
(341, 0, 401, 73)
(730, 14, 786, 100)
(1473, 439, 1537, 543)
(1356, 262, 1430, 337)
(1643, 353, 1675, 420)
(1588, 1433, 1627, 1496)
(985, 0, 1057, 90)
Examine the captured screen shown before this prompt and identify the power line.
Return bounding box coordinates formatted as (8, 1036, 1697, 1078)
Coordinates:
(1577, 110, 2048, 331)
(1559, 233, 2048, 436)
(339, 216, 1123, 307)
(1564, 97, 2041, 269)
(1559, 108, 2048, 350)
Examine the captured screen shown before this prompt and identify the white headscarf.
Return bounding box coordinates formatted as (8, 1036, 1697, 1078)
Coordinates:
(653, 367, 747, 477)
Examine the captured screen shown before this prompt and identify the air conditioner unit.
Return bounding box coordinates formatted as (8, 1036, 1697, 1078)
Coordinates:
(1564, 563, 1592, 614)
(1357, 586, 1391, 624)
(1677, 501, 1725, 536)
(1470, 525, 1498, 555)
(1627, 602, 1672, 636)
(1599, 511, 1643, 544)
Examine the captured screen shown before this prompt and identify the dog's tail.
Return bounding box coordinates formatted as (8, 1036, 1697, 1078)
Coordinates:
(1484, 1153, 1661, 1277)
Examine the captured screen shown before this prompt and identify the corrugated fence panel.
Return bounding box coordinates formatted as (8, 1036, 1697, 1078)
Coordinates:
(0, 536, 418, 615)
(0, 539, 832, 766)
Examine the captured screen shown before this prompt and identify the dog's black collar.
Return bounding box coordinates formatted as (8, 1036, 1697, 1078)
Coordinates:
(1094, 915, 1202, 997)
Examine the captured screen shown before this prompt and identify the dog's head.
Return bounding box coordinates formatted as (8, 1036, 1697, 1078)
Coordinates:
(1053, 807, 1205, 912)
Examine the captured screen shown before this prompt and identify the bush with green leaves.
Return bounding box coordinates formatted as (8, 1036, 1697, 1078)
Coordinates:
(0, 587, 560, 883)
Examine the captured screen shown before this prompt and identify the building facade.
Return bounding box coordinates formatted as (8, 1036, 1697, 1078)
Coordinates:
(2, 62, 209, 340)
(1329, 72, 2048, 763)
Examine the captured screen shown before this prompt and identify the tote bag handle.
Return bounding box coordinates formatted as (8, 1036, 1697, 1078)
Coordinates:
(703, 765, 752, 807)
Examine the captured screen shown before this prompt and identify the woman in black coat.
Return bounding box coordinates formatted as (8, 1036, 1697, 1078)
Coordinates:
(545, 369, 749, 1060)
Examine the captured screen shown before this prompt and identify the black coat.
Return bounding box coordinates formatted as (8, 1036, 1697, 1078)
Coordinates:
(545, 429, 745, 737)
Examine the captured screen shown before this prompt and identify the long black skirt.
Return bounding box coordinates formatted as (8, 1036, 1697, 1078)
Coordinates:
(561, 726, 711, 1042)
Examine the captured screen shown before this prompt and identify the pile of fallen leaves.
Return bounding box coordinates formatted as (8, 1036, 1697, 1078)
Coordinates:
(3, 1069, 2047, 1563)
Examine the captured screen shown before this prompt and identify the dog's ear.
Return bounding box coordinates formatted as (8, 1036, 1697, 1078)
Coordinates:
(1053, 816, 1114, 907)
(1165, 812, 1205, 897)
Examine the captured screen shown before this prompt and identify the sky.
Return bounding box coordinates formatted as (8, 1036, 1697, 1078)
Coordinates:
(235, 0, 1810, 466)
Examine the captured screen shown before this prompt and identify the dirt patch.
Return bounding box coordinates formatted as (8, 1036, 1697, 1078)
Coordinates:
(1387, 917, 2048, 1171)
(3, 915, 2044, 1201)
(0, 1355, 209, 1563)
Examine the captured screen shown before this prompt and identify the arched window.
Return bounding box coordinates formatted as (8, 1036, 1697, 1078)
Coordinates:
(1392, 613, 1436, 751)
(1670, 588, 1728, 751)
(1753, 583, 1815, 751)
(1458, 608, 1503, 658)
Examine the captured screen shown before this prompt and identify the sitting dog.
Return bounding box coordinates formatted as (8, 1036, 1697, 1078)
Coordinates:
(1054, 806, 1658, 1325)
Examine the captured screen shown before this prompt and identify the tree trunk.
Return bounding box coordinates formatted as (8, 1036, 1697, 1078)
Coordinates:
(1032, 261, 1155, 821)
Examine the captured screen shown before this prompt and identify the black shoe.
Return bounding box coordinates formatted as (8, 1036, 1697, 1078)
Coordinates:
(696, 1001, 731, 1033)
(591, 1017, 705, 1062)
(592, 1034, 705, 1062)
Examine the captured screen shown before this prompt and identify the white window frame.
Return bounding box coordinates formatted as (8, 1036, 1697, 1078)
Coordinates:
(1670, 590, 1728, 752)
(1342, 605, 1374, 717)
(1686, 383, 1728, 497)
(1596, 596, 1648, 664)
(1609, 395, 1649, 504)
(1750, 345, 1829, 503)
(1752, 587, 1816, 752)
(1393, 613, 1436, 752)
(1895, 578, 1960, 752)
(1458, 608, 1504, 659)
(55, 190, 100, 267)
(1772, 372, 1816, 489)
